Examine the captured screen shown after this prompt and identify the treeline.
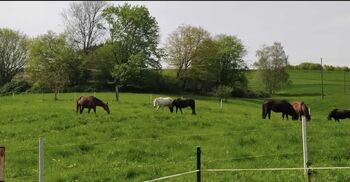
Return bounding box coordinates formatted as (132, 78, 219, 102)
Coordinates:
(1, 2, 347, 99)
(2, 2, 265, 99)
(288, 62, 350, 71)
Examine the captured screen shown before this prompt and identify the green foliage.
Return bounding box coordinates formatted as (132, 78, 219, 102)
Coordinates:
(101, 3, 162, 87)
(214, 34, 248, 87)
(254, 42, 291, 94)
(0, 80, 30, 95)
(26, 31, 82, 99)
(214, 85, 233, 101)
(0, 28, 28, 86)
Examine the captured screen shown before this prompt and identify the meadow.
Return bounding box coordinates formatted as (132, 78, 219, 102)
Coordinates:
(1, 70, 350, 181)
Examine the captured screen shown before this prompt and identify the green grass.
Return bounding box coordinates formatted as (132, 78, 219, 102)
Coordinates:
(1, 70, 350, 181)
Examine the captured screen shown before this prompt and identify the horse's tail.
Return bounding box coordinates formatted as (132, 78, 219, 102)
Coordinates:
(192, 99, 196, 114)
(262, 103, 266, 119)
(76, 96, 83, 113)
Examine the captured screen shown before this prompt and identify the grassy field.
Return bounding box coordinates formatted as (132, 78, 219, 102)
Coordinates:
(1, 70, 350, 181)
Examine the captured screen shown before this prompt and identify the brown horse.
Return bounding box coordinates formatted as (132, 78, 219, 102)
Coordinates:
(262, 100, 299, 120)
(76, 96, 110, 114)
(292, 101, 311, 121)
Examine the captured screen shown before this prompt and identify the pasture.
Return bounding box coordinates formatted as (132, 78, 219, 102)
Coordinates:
(1, 70, 350, 181)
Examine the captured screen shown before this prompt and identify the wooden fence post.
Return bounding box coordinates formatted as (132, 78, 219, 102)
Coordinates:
(0, 146, 4, 182)
(39, 138, 44, 182)
(197, 146, 201, 182)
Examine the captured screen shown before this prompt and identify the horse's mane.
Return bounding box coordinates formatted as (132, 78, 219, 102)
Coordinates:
(92, 96, 105, 105)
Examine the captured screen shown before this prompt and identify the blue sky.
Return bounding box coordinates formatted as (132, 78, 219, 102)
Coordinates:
(1, 1, 350, 68)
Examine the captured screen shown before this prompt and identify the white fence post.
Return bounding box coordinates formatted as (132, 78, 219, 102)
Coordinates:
(39, 138, 44, 182)
(220, 99, 223, 109)
(301, 116, 309, 176)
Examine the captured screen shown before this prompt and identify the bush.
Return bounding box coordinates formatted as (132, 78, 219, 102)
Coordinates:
(0, 81, 31, 95)
(231, 87, 270, 98)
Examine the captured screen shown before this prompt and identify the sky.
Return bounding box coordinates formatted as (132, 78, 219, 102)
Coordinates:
(1, 1, 350, 68)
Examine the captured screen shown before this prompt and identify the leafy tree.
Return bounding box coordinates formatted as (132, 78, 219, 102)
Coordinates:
(213, 34, 248, 88)
(254, 42, 291, 94)
(214, 85, 233, 102)
(61, 1, 110, 53)
(0, 28, 28, 86)
(165, 25, 210, 90)
(26, 31, 80, 100)
(101, 3, 162, 88)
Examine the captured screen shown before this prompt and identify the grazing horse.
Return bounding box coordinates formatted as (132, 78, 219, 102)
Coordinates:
(153, 97, 174, 112)
(292, 101, 311, 121)
(172, 98, 196, 115)
(262, 100, 298, 120)
(328, 109, 350, 122)
(76, 96, 110, 114)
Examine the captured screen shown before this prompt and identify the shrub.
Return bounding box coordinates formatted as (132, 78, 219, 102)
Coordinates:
(0, 81, 31, 95)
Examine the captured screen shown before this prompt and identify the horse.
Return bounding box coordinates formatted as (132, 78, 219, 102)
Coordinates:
(292, 101, 311, 121)
(262, 100, 299, 120)
(172, 98, 196, 115)
(328, 109, 350, 122)
(76, 96, 110, 114)
(153, 97, 174, 112)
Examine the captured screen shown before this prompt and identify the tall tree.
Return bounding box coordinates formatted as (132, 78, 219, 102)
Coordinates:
(165, 25, 210, 90)
(26, 31, 80, 100)
(0, 28, 28, 86)
(61, 1, 109, 53)
(101, 3, 162, 87)
(214, 34, 247, 87)
(254, 42, 290, 94)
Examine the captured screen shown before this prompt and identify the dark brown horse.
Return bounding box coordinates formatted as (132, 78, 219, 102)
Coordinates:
(262, 100, 298, 120)
(172, 98, 196, 115)
(76, 96, 110, 114)
(292, 101, 311, 121)
(328, 109, 350, 122)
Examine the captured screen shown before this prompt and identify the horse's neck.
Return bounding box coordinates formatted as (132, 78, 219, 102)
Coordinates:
(94, 99, 105, 107)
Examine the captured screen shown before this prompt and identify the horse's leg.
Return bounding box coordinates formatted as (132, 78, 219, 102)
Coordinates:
(93, 107, 96, 114)
(286, 114, 289, 120)
(176, 107, 178, 113)
(88, 108, 91, 113)
(80, 107, 84, 114)
(191, 106, 196, 115)
(180, 107, 183, 114)
(156, 105, 159, 111)
(268, 109, 271, 119)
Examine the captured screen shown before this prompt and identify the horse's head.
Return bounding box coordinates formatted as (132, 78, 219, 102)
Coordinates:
(103, 102, 110, 114)
(169, 106, 174, 113)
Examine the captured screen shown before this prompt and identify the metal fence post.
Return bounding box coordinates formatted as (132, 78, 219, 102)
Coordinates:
(197, 146, 201, 182)
(39, 138, 44, 182)
(301, 116, 309, 180)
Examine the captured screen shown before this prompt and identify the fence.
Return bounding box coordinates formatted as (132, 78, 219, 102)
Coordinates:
(2, 116, 350, 181)
(144, 116, 350, 182)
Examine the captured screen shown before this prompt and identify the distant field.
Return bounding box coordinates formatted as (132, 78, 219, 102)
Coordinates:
(1, 70, 350, 181)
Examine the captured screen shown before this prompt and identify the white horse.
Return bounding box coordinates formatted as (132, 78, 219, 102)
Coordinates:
(153, 97, 173, 112)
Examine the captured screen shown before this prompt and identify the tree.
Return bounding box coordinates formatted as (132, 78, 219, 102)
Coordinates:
(101, 3, 162, 88)
(165, 25, 211, 90)
(213, 34, 248, 88)
(0, 28, 28, 86)
(26, 31, 80, 100)
(254, 42, 290, 94)
(61, 1, 110, 53)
